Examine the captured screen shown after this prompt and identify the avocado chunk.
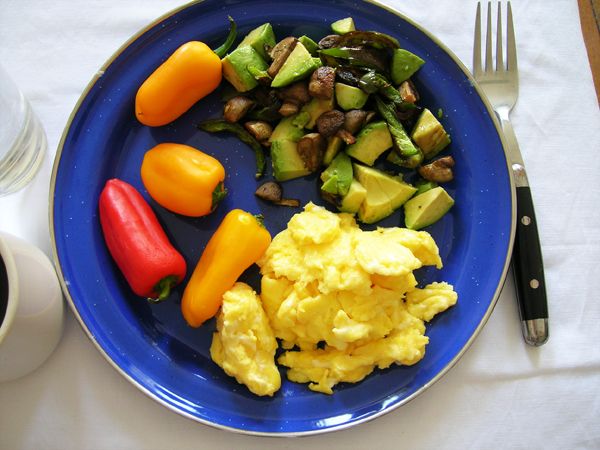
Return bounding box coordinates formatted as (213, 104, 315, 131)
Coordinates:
(299, 96, 336, 129)
(390, 48, 425, 85)
(410, 108, 451, 160)
(331, 17, 356, 35)
(323, 135, 345, 166)
(415, 178, 439, 196)
(320, 152, 353, 196)
(353, 163, 417, 224)
(373, 171, 417, 210)
(237, 23, 277, 61)
(270, 140, 311, 182)
(271, 43, 320, 88)
(321, 175, 339, 194)
(335, 83, 370, 110)
(247, 66, 272, 84)
(268, 114, 306, 143)
(338, 178, 367, 214)
(222, 45, 269, 92)
(404, 186, 454, 230)
(299, 35, 319, 57)
(345, 121, 393, 166)
(355, 174, 393, 224)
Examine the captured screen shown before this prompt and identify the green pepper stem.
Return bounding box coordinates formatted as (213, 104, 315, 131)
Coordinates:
(213, 16, 237, 58)
(148, 274, 180, 304)
(211, 181, 228, 210)
(253, 214, 266, 229)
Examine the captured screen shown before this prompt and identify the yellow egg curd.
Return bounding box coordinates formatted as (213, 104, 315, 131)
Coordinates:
(211, 202, 457, 395)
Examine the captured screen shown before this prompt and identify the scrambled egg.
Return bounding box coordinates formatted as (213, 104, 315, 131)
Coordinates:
(210, 282, 281, 396)
(211, 202, 457, 395)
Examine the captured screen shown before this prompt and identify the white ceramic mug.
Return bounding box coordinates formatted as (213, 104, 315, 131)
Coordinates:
(0, 231, 65, 382)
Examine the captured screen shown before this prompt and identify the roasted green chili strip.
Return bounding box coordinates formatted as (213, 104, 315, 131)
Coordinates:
(359, 71, 415, 111)
(198, 119, 266, 177)
(319, 48, 389, 74)
(330, 30, 401, 50)
(375, 96, 423, 169)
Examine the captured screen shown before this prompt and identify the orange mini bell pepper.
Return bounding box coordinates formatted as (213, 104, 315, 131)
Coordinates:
(181, 210, 272, 327)
(135, 17, 236, 127)
(140, 143, 227, 217)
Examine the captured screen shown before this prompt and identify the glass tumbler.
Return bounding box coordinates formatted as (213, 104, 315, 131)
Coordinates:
(0, 63, 47, 196)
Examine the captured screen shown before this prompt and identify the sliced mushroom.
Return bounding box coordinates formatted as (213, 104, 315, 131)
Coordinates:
(296, 133, 327, 172)
(278, 81, 311, 116)
(267, 37, 298, 78)
(335, 128, 356, 145)
(279, 80, 311, 104)
(399, 79, 419, 103)
(263, 43, 274, 59)
(278, 101, 301, 117)
(316, 110, 345, 137)
(244, 121, 273, 143)
(343, 109, 368, 134)
(309, 66, 336, 100)
(318, 35, 340, 49)
(276, 198, 301, 207)
(255, 180, 282, 202)
(222, 96, 255, 123)
(364, 110, 377, 124)
(255, 181, 300, 207)
(418, 156, 455, 183)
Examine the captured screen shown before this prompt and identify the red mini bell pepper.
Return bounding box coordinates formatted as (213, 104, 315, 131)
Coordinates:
(99, 179, 187, 302)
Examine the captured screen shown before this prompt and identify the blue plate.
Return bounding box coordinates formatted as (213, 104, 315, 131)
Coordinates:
(50, 0, 514, 436)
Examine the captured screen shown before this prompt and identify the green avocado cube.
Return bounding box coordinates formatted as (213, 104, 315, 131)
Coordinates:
(270, 140, 311, 182)
(321, 175, 339, 194)
(345, 121, 393, 166)
(390, 48, 425, 85)
(338, 178, 367, 214)
(299, 35, 320, 57)
(335, 83, 370, 110)
(353, 163, 417, 223)
(320, 152, 353, 196)
(404, 186, 454, 230)
(299, 96, 335, 130)
(237, 23, 277, 61)
(410, 108, 451, 160)
(271, 43, 320, 88)
(268, 114, 306, 143)
(331, 17, 355, 35)
(222, 45, 269, 92)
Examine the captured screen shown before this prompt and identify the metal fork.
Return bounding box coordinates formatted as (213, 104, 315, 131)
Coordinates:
(473, 2, 549, 346)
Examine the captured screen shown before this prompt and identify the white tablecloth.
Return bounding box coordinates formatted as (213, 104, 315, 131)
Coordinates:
(1, 1, 599, 448)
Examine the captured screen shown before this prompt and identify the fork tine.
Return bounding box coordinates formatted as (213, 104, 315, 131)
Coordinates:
(485, 2, 494, 73)
(496, 3, 504, 72)
(473, 2, 483, 77)
(507, 2, 518, 73)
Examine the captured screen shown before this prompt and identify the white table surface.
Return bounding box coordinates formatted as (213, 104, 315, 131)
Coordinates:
(1, 0, 599, 448)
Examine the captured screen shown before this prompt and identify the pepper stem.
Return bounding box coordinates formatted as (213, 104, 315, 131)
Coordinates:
(253, 214, 266, 229)
(213, 16, 237, 58)
(148, 274, 180, 304)
(211, 181, 228, 210)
